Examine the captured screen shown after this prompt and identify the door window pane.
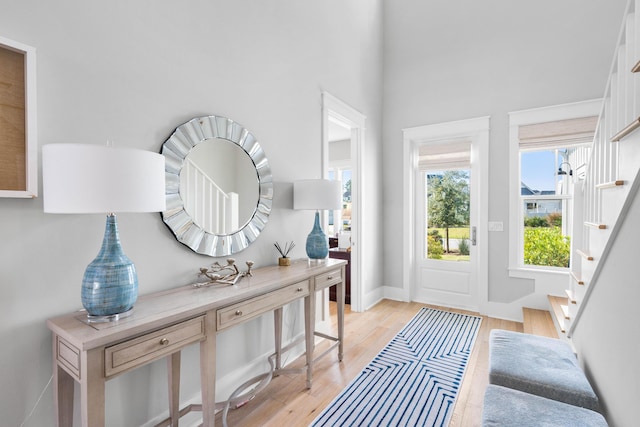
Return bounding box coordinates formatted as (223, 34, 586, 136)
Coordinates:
(425, 170, 470, 262)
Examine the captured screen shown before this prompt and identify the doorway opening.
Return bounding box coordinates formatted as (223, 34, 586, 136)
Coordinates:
(322, 92, 365, 312)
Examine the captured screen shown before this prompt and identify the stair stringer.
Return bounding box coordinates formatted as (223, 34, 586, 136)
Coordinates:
(568, 166, 640, 427)
(568, 164, 640, 337)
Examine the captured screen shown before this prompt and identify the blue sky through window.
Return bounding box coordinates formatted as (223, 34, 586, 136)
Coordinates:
(521, 150, 558, 193)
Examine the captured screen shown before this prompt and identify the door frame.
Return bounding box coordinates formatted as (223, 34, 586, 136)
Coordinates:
(402, 116, 490, 313)
(322, 91, 365, 312)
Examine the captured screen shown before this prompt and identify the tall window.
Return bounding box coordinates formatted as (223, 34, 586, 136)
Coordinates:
(520, 147, 584, 268)
(509, 101, 600, 276)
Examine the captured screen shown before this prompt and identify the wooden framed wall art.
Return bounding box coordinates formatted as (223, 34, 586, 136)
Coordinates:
(0, 36, 37, 198)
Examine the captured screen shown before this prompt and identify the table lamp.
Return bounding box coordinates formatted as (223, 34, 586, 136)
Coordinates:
(293, 179, 342, 259)
(42, 143, 166, 322)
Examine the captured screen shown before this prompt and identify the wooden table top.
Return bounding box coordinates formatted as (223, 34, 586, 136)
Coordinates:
(47, 258, 346, 351)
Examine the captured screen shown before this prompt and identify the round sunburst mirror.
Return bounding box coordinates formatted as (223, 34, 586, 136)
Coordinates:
(161, 115, 273, 256)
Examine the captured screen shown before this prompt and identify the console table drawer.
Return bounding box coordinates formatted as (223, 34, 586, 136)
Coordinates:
(105, 316, 205, 377)
(314, 268, 342, 290)
(217, 280, 310, 331)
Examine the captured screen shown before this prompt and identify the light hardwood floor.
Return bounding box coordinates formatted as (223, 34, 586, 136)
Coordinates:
(215, 299, 525, 427)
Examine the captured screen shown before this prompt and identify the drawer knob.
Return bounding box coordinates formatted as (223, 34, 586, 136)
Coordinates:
(159, 338, 169, 346)
(235, 310, 243, 316)
(327, 276, 333, 280)
(297, 287, 303, 292)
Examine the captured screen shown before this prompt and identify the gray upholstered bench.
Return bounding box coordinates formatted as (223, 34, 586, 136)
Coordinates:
(488, 329, 600, 411)
(482, 384, 607, 426)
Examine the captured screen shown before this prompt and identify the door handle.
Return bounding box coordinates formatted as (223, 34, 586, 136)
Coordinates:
(471, 226, 477, 246)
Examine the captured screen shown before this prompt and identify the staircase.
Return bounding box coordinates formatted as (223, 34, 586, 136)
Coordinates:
(548, 0, 640, 338)
(523, 307, 558, 338)
(182, 157, 239, 234)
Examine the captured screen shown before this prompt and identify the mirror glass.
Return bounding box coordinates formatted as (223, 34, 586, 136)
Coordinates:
(161, 116, 272, 257)
(181, 138, 259, 234)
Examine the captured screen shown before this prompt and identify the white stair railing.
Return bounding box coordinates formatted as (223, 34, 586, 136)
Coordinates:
(182, 158, 239, 234)
(566, 0, 640, 336)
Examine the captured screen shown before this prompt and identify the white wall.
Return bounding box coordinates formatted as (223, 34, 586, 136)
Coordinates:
(382, 0, 628, 310)
(0, 1, 383, 425)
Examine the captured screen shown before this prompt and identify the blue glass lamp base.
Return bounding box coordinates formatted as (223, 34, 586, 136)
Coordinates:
(81, 214, 138, 318)
(306, 211, 329, 259)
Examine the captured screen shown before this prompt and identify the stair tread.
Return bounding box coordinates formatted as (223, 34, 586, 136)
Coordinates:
(611, 115, 640, 141)
(595, 180, 625, 189)
(585, 221, 607, 230)
(546, 296, 567, 333)
(571, 271, 585, 285)
(576, 249, 594, 261)
(523, 307, 559, 338)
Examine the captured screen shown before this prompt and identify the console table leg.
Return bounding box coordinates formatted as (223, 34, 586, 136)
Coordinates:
(80, 348, 105, 427)
(337, 265, 345, 361)
(200, 311, 217, 427)
(167, 352, 181, 427)
(304, 293, 314, 388)
(54, 363, 74, 427)
(274, 308, 283, 371)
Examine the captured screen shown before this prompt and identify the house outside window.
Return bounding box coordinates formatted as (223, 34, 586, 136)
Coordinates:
(508, 100, 600, 278)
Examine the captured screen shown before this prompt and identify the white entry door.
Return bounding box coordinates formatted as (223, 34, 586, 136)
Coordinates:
(414, 156, 478, 310)
(403, 117, 489, 313)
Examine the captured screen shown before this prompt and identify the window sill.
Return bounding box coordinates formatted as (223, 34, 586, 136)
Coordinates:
(508, 266, 569, 280)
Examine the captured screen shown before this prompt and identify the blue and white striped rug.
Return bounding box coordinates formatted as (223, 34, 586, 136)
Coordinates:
(311, 307, 482, 427)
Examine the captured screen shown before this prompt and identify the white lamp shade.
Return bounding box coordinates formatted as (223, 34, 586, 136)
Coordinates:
(42, 143, 166, 213)
(293, 179, 342, 210)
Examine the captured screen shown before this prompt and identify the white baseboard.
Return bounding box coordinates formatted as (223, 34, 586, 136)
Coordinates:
(481, 301, 525, 323)
(363, 286, 385, 310)
(482, 289, 567, 323)
(381, 285, 409, 302)
(363, 285, 410, 310)
(375, 284, 559, 324)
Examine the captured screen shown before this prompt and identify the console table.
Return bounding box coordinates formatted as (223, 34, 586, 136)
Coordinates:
(47, 258, 346, 427)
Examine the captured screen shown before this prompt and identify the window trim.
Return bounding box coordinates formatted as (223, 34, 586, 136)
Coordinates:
(508, 99, 602, 279)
